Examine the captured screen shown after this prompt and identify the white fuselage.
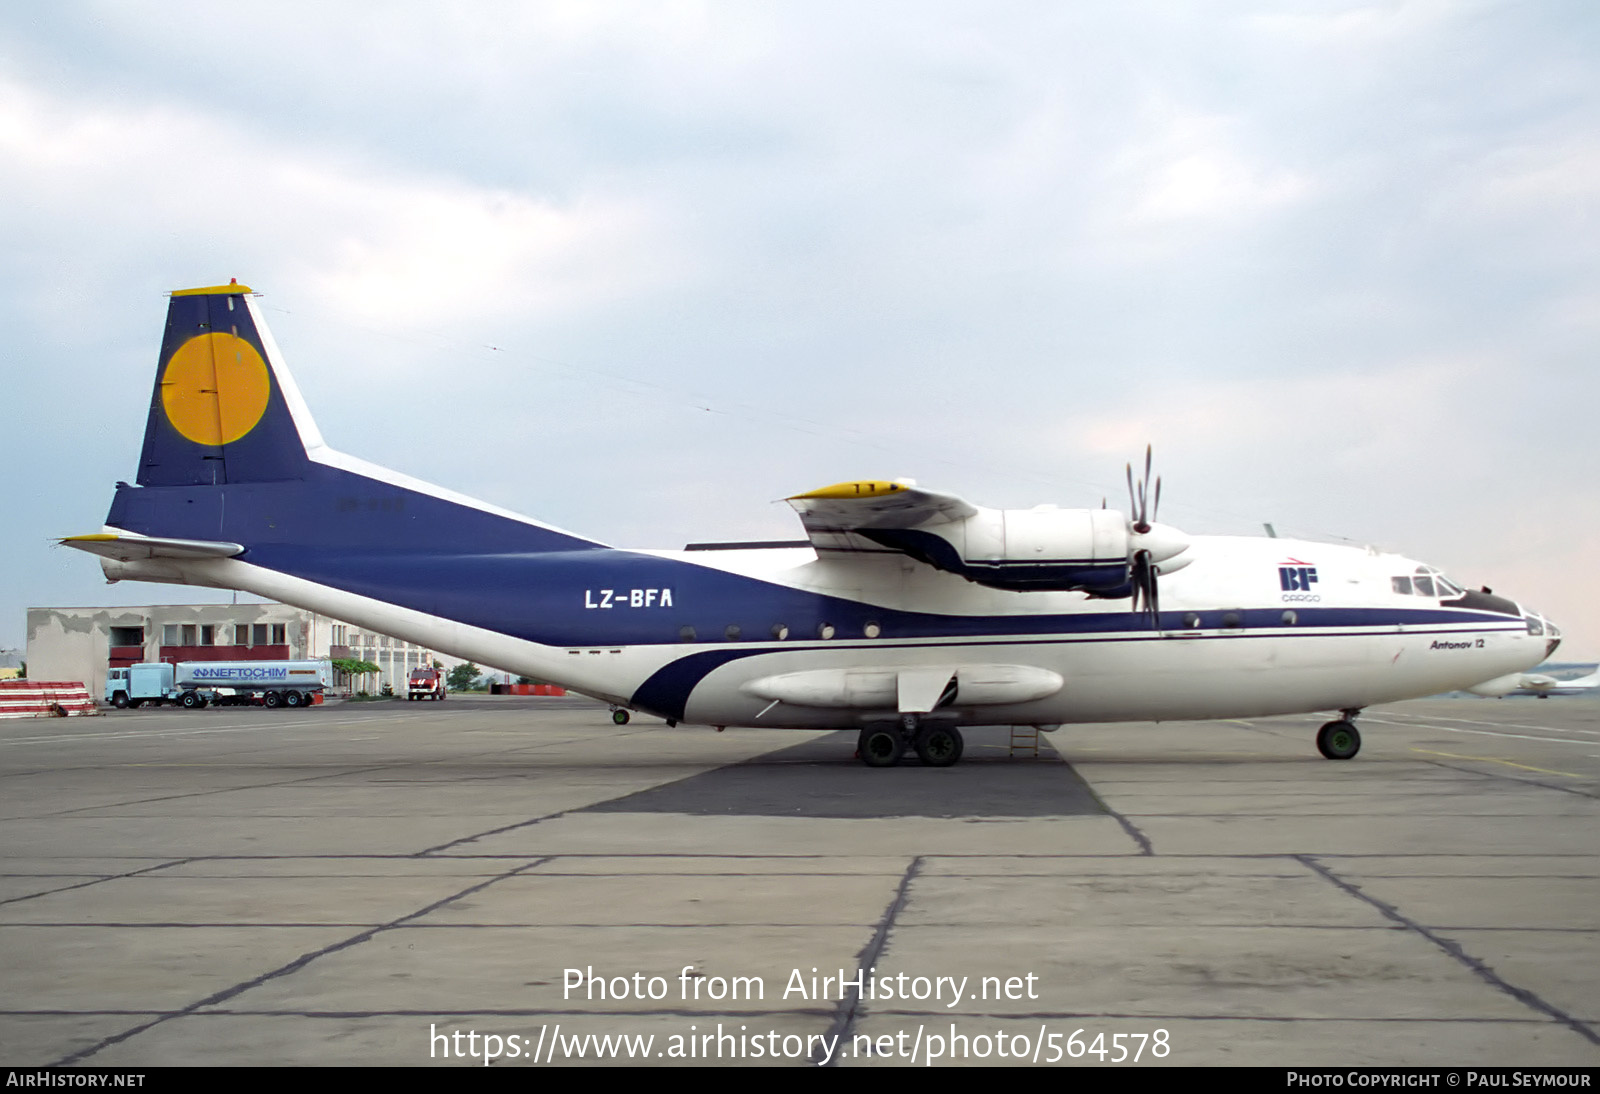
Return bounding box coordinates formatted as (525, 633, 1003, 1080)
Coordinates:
(101, 531, 1546, 730)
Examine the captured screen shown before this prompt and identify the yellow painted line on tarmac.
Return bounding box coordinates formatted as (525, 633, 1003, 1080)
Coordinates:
(1408, 748, 1583, 778)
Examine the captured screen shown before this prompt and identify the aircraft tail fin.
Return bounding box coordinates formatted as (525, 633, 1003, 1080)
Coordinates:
(85, 281, 600, 560)
(135, 282, 319, 486)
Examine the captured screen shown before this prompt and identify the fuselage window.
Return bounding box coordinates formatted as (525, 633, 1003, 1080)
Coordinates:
(1391, 576, 1413, 595)
(771, 624, 789, 640)
(724, 625, 741, 641)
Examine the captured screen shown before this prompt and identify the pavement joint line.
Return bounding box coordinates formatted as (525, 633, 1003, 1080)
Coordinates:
(1362, 715, 1600, 748)
(1408, 748, 1584, 778)
(813, 855, 923, 1067)
(0, 857, 198, 909)
(1052, 739, 1156, 854)
(15, 763, 415, 821)
(1294, 854, 1600, 1047)
(1370, 711, 1600, 736)
(412, 811, 576, 856)
(1410, 758, 1597, 800)
(50, 854, 554, 1067)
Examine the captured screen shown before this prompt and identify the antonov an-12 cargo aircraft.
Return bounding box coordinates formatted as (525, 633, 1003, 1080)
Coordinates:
(63, 283, 1560, 767)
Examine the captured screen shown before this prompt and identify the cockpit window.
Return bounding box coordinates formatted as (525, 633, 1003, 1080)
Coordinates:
(1413, 575, 1436, 597)
(1526, 616, 1545, 636)
(1436, 577, 1463, 597)
(1391, 576, 1413, 595)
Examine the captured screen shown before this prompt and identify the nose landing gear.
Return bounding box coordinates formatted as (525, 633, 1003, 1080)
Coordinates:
(1316, 709, 1363, 760)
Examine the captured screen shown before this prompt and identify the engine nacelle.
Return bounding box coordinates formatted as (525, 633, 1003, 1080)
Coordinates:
(860, 506, 1189, 593)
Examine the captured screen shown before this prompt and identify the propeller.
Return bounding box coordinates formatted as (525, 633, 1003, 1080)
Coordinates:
(1126, 445, 1167, 628)
(1125, 444, 1159, 533)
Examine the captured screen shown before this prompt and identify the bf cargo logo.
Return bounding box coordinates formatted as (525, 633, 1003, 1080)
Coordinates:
(1279, 564, 1318, 591)
(1279, 560, 1321, 602)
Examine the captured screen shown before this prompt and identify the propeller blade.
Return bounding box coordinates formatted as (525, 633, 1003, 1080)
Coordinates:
(1125, 445, 1174, 629)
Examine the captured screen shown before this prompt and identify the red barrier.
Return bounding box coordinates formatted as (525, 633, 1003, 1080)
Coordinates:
(0, 681, 103, 719)
(489, 683, 567, 696)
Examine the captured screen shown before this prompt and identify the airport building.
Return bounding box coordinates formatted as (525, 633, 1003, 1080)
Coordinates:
(25, 603, 455, 699)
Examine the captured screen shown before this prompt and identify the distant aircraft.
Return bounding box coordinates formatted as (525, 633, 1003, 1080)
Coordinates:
(63, 283, 1561, 766)
(1470, 665, 1599, 698)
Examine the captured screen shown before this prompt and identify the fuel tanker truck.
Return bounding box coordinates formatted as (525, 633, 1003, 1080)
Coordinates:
(106, 660, 331, 710)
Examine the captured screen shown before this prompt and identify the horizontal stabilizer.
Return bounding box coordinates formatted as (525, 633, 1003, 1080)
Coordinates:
(60, 533, 244, 562)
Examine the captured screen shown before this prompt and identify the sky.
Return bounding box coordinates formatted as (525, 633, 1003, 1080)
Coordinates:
(2, 1, 1596, 658)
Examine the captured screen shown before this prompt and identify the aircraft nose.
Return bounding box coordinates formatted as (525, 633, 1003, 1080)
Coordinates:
(1525, 608, 1561, 658)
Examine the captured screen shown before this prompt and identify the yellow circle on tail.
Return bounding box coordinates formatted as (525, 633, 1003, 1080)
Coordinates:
(160, 332, 270, 446)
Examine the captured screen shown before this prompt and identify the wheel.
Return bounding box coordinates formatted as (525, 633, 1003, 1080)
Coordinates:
(1316, 720, 1361, 760)
(914, 726, 965, 767)
(612, 709, 630, 725)
(264, 691, 283, 709)
(285, 691, 303, 708)
(180, 691, 199, 709)
(858, 727, 906, 767)
(112, 693, 129, 709)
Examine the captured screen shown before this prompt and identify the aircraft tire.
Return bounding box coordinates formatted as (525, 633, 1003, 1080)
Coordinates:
(858, 727, 905, 768)
(612, 709, 630, 725)
(264, 691, 283, 709)
(914, 726, 964, 767)
(1316, 721, 1361, 760)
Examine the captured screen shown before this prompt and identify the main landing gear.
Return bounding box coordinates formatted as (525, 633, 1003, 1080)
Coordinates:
(856, 714, 965, 768)
(1316, 709, 1363, 760)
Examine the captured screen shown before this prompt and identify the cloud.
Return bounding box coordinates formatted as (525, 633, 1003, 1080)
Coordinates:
(1117, 110, 1311, 227)
(0, 76, 683, 332)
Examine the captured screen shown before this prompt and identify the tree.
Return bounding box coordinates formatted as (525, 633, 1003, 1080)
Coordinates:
(446, 662, 481, 691)
(331, 658, 381, 694)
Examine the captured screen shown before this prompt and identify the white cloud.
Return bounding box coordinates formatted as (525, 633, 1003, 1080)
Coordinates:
(1113, 107, 1311, 229)
(0, 76, 684, 331)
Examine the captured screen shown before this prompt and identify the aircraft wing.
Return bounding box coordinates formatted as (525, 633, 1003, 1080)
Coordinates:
(786, 481, 977, 552)
(60, 533, 245, 562)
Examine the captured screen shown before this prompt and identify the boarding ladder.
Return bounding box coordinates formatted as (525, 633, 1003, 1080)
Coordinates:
(1008, 724, 1040, 758)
